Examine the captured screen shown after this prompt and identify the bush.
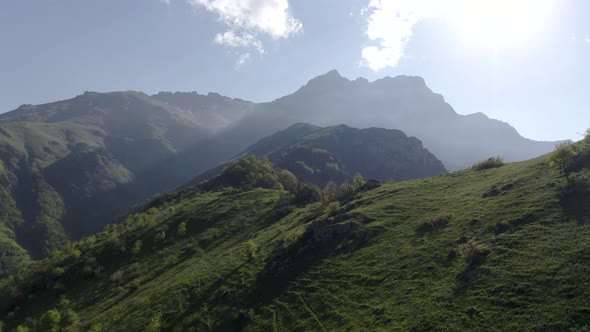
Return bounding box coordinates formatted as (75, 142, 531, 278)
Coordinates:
(472, 156, 504, 170)
(146, 311, 162, 332)
(416, 214, 451, 234)
(154, 231, 166, 243)
(131, 240, 143, 255)
(177, 222, 187, 237)
(110, 269, 125, 284)
(457, 239, 490, 266)
(244, 240, 258, 261)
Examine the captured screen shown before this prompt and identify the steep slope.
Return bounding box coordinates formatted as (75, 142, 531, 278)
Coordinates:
(195, 123, 447, 187)
(2, 141, 589, 331)
(225, 70, 559, 171)
(151, 91, 255, 132)
(0, 91, 251, 274)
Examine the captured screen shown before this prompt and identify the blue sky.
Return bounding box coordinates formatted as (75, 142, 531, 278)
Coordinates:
(1, 0, 589, 141)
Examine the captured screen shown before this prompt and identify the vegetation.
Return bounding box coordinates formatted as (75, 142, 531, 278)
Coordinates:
(0, 141, 589, 331)
(550, 142, 577, 182)
(472, 156, 504, 170)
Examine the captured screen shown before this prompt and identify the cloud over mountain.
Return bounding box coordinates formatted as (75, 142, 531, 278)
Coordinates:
(190, 0, 302, 56)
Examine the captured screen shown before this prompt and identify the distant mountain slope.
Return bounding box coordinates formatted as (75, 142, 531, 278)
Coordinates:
(2, 139, 589, 331)
(0, 91, 252, 275)
(194, 123, 447, 187)
(226, 70, 560, 171)
(151, 91, 255, 131)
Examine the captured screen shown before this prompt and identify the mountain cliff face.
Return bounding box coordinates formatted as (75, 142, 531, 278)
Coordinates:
(227, 70, 559, 171)
(0, 91, 251, 274)
(233, 123, 447, 186)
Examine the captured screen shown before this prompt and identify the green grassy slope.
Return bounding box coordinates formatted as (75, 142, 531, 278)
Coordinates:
(1, 146, 589, 331)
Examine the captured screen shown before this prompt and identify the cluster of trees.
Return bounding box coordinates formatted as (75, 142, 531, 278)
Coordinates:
(4, 296, 83, 332)
(210, 156, 298, 192)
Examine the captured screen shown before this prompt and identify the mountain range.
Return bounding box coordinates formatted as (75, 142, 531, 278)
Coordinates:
(0, 71, 562, 276)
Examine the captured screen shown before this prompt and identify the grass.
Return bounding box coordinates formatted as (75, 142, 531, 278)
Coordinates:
(1, 150, 590, 331)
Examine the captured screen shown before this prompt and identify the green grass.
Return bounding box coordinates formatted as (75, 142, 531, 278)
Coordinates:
(1, 151, 590, 331)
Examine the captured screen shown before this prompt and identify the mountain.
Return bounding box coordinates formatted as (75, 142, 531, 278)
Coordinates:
(193, 123, 447, 187)
(151, 91, 254, 132)
(0, 71, 563, 275)
(225, 70, 560, 171)
(1, 138, 589, 331)
(0, 91, 252, 275)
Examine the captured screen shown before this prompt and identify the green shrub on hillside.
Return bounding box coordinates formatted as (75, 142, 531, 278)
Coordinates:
(457, 239, 490, 266)
(416, 214, 451, 234)
(472, 156, 504, 170)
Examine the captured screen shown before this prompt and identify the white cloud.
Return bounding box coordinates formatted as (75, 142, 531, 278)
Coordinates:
(361, 0, 440, 71)
(214, 30, 264, 53)
(190, 0, 302, 59)
(160, 0, 171, 4)
(585, 37, 590, 44)
(236, 53, 252, 68)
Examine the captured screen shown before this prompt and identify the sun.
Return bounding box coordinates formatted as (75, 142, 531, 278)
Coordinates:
(445, 0, 555, 50)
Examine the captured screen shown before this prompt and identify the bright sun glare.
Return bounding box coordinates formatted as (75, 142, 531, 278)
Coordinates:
(446, 0, 555, 50)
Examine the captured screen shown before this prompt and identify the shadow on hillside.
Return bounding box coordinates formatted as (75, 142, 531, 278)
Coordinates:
(559, 178, 590, 225)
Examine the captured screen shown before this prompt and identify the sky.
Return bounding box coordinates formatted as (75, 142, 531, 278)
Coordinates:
(0, 0, 589, 141)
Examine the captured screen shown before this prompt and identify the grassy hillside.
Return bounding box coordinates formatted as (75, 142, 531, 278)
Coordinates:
(1, 141, 589, 331)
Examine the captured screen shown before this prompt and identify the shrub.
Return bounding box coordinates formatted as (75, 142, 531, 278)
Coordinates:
(88, 323, 103, 332)
(110, 269, 125, 284)
(416, 214, 451, 234)
(131, 240, 143, 255)
(550, 142, 578, 182)
(146, 311, 162, 332)
(244, 240, 258, 261)
(457, 239, 490, 266)
(177, 222, 187, 237)
(154, 231, 166, 243)
(472, 156, 504, 171)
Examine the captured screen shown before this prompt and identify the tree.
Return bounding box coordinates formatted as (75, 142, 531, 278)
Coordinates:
(322, 181, 339, 205)
(549, 142, 577, 182)
(39, 309, 61, 332)
(278, 169, 298, 192)
(61, 309, 81, 332)
(352, 172, 366, 191)
(338, 181, 354, 199)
